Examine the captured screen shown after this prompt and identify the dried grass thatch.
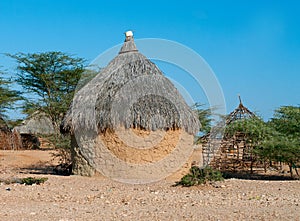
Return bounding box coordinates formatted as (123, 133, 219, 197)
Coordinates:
(62, 35, 199, 135)
(14, 111, 54, 135)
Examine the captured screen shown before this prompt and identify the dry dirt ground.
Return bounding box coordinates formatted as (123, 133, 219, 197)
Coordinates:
(0, 150, 299, 221)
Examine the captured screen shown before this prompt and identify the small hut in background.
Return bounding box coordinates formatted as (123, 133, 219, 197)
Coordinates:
(14, 111, 55, 149)
(0, 116, 22, 150)
(202, 96, 260, 172)
(62, 32, 200, 182)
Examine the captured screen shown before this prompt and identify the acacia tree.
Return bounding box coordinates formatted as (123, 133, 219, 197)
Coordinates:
(192, 103, 216, 136)
(269, 106, 300, 137)
(265, 106, 300, 177)
(8, 52, 85, 131)
(225, 117, 270, 145)
(0, 69, 20, 119)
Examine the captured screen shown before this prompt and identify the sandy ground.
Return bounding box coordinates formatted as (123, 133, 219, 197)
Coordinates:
(0, 150, 299, 221)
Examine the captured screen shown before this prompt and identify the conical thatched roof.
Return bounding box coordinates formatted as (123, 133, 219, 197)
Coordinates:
(14, 111, 54, 135)
(62, 33, 199, 135)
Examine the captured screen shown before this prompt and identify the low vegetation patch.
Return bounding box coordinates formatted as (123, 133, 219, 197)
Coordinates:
(0, 177, 48, 185)
(175, 166, 224, 187)
(20, 177, 48, 185)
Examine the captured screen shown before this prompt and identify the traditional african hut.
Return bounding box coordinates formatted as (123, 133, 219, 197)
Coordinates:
(14, 111, 55, 149)
(0, 116, 22, 150)
(14, 111, 54, 135)
(202, 96, 259, 172)
(61, 32, 200, 182)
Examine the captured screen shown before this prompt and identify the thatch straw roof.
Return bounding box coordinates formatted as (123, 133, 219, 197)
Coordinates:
(62, 33, 199, 135)
(14, 111, 54, 135)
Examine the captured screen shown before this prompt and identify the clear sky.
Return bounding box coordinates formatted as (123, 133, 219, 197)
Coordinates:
(0, 0, 299, 120)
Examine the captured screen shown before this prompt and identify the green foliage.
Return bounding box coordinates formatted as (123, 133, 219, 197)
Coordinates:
(0, 69, 21, 118)
(263, 106, 300, 176)
(0, 177, 48, 185)
(225, 117, 271, 145)
(260, 135, 300, 165)
(269, 106, 300, 138)
(192, 103, 215, 135)
(224, 109, 300, 176)
(224, 106, 299, 177)
(21, 177, 48, 185)
(175, 166, 224, 187)
(7, 52, 85, 131)
(7, 52, 94, 173)
(43, 133, 72, 165)
(222, 117, 270, 172)
(224, 117, 272, 165)
(5, 118, 24, 129)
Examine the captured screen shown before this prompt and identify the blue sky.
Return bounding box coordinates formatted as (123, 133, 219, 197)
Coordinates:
(0, 0, 299, 120)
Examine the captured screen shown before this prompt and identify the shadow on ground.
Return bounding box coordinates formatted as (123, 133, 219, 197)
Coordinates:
(20, 163, 72, 176)
(223, 171, 299, 181)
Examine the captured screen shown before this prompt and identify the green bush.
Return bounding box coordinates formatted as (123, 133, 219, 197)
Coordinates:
(175, 166, 224, 187)
(0, 177, 48, 185)
(41, 133, 72, 165)
(21, 177, 48, 185)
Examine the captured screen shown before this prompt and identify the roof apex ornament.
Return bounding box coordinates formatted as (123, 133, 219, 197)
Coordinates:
(124, 30, 134, 42)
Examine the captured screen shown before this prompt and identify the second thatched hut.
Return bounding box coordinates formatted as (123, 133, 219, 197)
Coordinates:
(14, 111, 55, 149)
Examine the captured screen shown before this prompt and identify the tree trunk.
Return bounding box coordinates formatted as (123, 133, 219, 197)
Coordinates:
(289, 162, 293, 178)
(295, 167, 299, 177)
